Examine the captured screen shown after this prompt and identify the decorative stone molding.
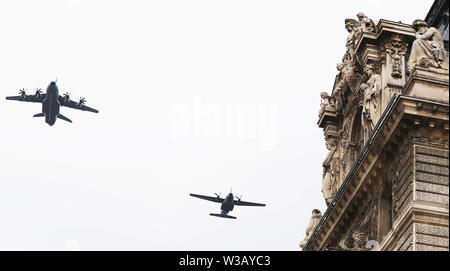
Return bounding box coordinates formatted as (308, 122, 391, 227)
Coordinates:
(382, 34, 408, 79)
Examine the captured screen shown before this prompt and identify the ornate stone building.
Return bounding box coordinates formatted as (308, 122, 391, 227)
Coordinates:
(300, 6, 449, 251)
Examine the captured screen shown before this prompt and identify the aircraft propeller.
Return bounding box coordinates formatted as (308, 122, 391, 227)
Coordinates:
(214, 193, 221, 198)
(63, 92, 71, 102)
(19, 88, 26, 97)
(35, 88, 42, 97)
(235, 195, 243, 202)
(78, 97, 86, 106)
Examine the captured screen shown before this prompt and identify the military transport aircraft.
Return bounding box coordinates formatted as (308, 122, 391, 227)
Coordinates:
(5, 81, 98, 126)
(189, 191, 265, 219)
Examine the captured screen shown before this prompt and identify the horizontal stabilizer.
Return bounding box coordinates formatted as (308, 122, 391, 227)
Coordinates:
(57, 114, 72, 123)
(210, 213, 237, 219)
(33, 113, 45, 118)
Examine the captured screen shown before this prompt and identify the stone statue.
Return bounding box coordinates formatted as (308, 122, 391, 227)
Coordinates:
(322, 166, 334, 206)
(330, 153, 342, 193)
(408, 19, 449, 73)
(299, 209, 322, 249)
(318, 92, 335, 117)
(345, 18, 360, 62)
(333, 60, 347, 112)
(335, 53, 357, 95)
(356, 12, 377, 34)
(322, 138, 341, 205)
(329, 12, 377, 117)
(360, 64, 381, 143)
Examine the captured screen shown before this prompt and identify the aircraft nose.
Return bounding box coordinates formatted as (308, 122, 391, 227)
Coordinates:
(50, 81, 56, 85)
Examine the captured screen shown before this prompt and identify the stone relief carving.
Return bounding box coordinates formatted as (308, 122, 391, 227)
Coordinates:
(300, 209, 322, 249)
(338, 222, 369, 250)
(411, 135, 449, 148)
(338, 230, 368, 250)
(360, 64, 381, 143)
(384, 34, 408, 78)
(337, 195, 379, 251)
(408, 19, 449, 73)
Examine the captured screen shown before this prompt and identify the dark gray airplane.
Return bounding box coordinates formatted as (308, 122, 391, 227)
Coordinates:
(6, 81, 98, 126)
(189, 191, 265, 219)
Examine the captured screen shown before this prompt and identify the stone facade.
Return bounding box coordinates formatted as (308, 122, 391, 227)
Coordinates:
(300, 7, 449, 251)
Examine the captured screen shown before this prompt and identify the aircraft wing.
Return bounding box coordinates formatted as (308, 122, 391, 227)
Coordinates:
(189, 193, 224, 203)
(233, 200, 266, 207)
(59, 96, 99, 113)
(6, 94, 46, 103)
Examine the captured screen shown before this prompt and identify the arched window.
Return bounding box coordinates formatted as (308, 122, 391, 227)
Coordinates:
(350, 107, 364, 153)
(345, 107, 364, 174)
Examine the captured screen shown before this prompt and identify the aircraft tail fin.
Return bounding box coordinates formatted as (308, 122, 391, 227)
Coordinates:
(57, 114, 72, 123)
(210, 213, 237, 219)
(33, 113, 45, 118)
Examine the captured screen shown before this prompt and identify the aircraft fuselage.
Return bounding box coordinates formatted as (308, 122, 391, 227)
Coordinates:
(42, 82, 60, 126)
(220, 193, 235, 215)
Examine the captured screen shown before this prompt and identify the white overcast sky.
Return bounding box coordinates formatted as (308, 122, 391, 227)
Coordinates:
(0, 0, 433, 250)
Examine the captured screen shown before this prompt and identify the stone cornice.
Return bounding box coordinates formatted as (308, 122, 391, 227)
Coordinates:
(354, 20, 415, 54)
(376, 19, 416, 40)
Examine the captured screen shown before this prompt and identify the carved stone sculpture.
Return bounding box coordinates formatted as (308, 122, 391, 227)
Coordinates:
(331, 155, 342, 192)
(334, 52, 359, 104)
(322, 138, 341, 202)
(338, 230, 368, 250)
(408, 19, 449, 72)
(385, 34, 408, 78)
(345, 18, 360, 63)
(300, 209, 322, 249)
(360, 64, 381, 143)
(318, 92, 335, 117)
(337, 205, 375, 251)
(356, 12, 377, 34)
(322, 166, 334, 206)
